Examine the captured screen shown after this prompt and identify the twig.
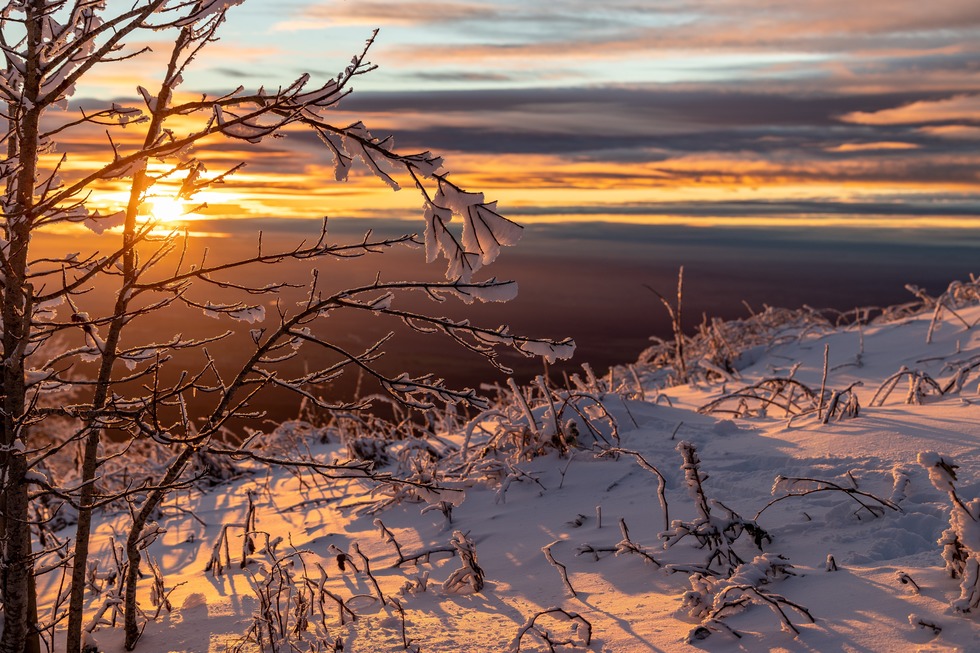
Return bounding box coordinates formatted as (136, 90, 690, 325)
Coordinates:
(598, 448, 669, 530)
(758, 476, 901, 520)
(818, 344, 829, 419)
(352, 543, 385, 604)
(897, 571, 920, 593)
(542, 541, 577, 597)
(510, 607, 592, 652)
(616, 519, 661, 567)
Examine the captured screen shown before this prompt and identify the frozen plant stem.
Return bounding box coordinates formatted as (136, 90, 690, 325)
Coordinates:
(617, 519, 661, 567)
(352, 543, 385, 604)
(443, 531, 485, 593)
(897, 571, 920, 593)
(542, 540, 577, 597)
(510, 608, 592, 653)
(757, 476, 900, 521)
(818, 344, 829, 420)
(645, 267, 687, 383)
(376, 519, 455, 568)
(599, 448, 669, 530)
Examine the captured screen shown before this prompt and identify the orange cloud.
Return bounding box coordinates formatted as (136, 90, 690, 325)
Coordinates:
(918, 125, 980, 140)
(825, 142, 920, 152)
(841, 94, 980, 125)
(276, 0, 494, 29)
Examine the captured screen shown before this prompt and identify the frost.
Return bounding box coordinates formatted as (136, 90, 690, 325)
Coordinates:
(83, 209, 125, 234)
(294, 79, 340, 105)
(316, 130, 352, 182)
(421, 179, 524, 281)
(137, 85, 157, 113)
(451, 279, 518, 304)
(120, 347, 159, 371)
(423, 201, 480, 281)
(110, 104, 147, 127)
(423, 201, 454, 264)
(228, 305, 266, 324)
(404, 151, 443, 178)
(366, 292, 393, 311)
(33, 295, 63, 321)
(918, 451, 958, 493)
(24, 469, 49, 485)
(436, 183, 523, 267)
(464, 202, 522, 266)
(213, 102, 274, 143)
(25, 368, 55, 386)
(203, 302, 266, 323)
(287, 327, 311, 350)
(80, 325, 106, 360)
(517, 338, 576, 363)
(172, 0, 246, 26)
(344, 122, 401, 190)
(728, 554, 792, 586)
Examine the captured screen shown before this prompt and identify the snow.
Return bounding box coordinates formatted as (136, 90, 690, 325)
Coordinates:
(202, 301, 266, 323)
(35, 289, 980, 652)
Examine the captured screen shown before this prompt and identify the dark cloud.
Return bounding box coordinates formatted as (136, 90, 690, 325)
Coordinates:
(339, 86, 950, 128)
(506, 198, 980, 219)
(210, 67, 268, 80)
(61, 81, 980, 204)
(320, 87, 978, 168)
(407, 71, 517, 83)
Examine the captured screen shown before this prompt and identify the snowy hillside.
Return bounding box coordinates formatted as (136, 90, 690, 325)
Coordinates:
(55, 280, 980, 652)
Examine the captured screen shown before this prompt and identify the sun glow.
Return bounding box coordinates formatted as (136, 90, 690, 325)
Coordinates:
(145, 197, 188, 223)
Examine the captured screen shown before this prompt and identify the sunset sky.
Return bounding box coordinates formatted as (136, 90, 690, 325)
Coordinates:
(20, 0, 978, 405)
(70, 0, 980, 231)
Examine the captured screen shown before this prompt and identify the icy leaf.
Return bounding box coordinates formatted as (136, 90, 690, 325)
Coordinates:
(137, 85, 156, 112)
(228, 305, 266, 323)
(452, 279, 518, 304)
(518, 338, 576, 363)
(344, 124, 400, 190)
(317, 131, 352, 182)
(461, 201, 523, 266)
(423, 201, 454, 264)
(202, 302, 266, 323)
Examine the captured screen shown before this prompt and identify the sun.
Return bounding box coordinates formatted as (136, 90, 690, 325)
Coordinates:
(144, 197, 188, 223)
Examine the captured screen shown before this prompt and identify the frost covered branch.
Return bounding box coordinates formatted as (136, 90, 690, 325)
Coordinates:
(0, 1, 571, 650)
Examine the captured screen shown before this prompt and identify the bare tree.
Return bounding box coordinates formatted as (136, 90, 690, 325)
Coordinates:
(0, 2, 573, 651)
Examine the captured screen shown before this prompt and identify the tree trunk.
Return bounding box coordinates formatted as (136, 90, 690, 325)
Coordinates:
(0, 457, 39, 653)
(0, 4, 43, 646)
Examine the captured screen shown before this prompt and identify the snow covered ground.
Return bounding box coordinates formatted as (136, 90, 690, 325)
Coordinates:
(55, 284, 980, 652)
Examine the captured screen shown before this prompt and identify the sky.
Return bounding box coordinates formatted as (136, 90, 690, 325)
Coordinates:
(64, 0, 980, 231)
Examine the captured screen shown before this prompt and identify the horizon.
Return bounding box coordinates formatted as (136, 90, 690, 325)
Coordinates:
(34, 218, 979, 422)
